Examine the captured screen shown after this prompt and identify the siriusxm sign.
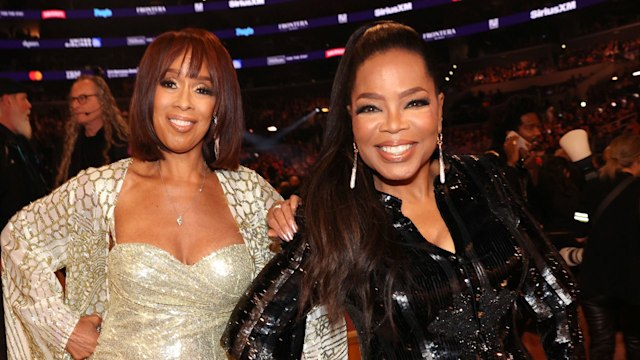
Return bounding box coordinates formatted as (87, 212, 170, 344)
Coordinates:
(93, 8, 112, 18)
(530, 1, 576, 19)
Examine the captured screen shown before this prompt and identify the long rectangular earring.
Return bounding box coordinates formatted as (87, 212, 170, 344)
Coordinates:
(350, 143, 358, 189)
(438, 132, 445, 184)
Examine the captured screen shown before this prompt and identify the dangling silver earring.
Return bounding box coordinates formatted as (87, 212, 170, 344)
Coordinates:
(350, 143, 358, 189)
(212, 115, 219, 158)
(437, 132, 445, 184)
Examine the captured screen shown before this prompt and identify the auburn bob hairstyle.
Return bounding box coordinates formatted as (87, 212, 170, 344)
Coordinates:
(128, 28, 243, 170)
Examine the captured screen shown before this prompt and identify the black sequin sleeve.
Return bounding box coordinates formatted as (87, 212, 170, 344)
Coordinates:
(221, 236, 308, 360)
(475, 155, 585, 359)
(516, 211, 585, 359)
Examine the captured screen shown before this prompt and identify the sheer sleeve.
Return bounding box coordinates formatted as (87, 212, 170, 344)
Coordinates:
(222, 235, 347, 359)
(1, 178, 83, 359)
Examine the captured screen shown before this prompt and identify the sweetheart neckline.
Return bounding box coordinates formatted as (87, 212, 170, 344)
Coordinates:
(111, 242, 247, 267)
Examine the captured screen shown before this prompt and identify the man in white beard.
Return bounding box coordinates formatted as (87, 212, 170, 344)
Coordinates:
(0, 78, 50, 360)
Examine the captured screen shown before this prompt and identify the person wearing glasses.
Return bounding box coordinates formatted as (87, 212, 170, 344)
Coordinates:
(54, 75, 129, 186)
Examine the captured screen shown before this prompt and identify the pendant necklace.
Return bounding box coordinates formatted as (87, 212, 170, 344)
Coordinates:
(158, 162, 207, 226)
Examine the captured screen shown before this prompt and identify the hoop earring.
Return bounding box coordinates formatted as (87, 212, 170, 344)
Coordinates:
(437, 132, 445, 184)
(350, 143, 358, 189)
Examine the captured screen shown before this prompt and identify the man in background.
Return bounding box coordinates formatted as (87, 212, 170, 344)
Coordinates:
(0, 78, 50, 360)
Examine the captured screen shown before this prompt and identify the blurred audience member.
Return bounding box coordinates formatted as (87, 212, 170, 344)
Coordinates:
(579, 133, 640, 360)
(535, 155, 586, 267)
(486, 95, 543, 207)
(55, 75, 128, 186)
(0, 78, 49, 360)
(278, 174, 301, 199)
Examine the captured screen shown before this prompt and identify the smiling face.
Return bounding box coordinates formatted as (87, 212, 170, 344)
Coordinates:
(349, 48, 444, 189)
(152, 53, 216, 155)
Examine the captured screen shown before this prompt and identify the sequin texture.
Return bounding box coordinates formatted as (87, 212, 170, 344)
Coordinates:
(1, 159, 290, 359)
(222, 155, 585, 359)
(92, 243, 254, 359)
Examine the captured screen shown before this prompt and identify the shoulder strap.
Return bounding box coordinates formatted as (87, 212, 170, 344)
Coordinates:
(592, 175, 636, 225)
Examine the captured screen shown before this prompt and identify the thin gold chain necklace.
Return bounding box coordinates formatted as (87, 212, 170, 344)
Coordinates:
(158, 162, 207, 226)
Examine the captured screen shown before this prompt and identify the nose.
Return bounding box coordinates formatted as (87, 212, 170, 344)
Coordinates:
(380, 109, 408, 133)
(531, 126, 542, 139)
(174, 87, 193, 110)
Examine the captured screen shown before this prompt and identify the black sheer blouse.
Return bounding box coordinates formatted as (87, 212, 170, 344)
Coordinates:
(223, 155, 585, 359)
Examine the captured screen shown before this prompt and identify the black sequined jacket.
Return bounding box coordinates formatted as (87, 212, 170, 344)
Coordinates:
(223, 155, 585, 360)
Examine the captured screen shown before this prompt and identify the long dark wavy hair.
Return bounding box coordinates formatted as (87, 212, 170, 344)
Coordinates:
(299, 21, 442, 334)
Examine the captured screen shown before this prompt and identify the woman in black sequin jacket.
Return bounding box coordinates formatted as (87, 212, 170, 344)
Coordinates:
(222, 21, 585, 360)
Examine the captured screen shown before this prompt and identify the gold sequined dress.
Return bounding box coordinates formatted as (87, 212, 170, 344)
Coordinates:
(1, 158, 347, 360)
(92, 243, 253, 359)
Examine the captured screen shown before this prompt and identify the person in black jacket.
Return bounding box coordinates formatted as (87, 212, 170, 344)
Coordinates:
(579, 133, 640, 360)
(54, 75, 129, 186)
(223, 21, 585, 359)
(486, 95, 544, 206)
(0, 78, 50, 360)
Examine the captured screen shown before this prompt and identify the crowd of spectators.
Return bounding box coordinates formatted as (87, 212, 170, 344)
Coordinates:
(454, 35, 640, 88)
(455, 59, 546, 86)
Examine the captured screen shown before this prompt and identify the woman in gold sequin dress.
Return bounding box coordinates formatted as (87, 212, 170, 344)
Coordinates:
(1, 29, 346, 360)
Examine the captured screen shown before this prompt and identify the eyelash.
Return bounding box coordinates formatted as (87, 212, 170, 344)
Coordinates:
(407, 99, 429, 108)
(196, 87, 213, 95)
(159, 79, 213, 96)
(355, 105, 379, 114)
(355, 99, 430, 114)
(160, 79, 176, 88)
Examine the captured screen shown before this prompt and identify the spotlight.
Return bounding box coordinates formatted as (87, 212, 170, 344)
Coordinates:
(580, 101, 586, 108)
(267, 126, 277, 132)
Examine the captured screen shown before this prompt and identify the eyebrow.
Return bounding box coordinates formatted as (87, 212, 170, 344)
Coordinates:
(355, 86, 429, 101)
(399, 86, 429, 98)
(165, 68, 212, 82)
